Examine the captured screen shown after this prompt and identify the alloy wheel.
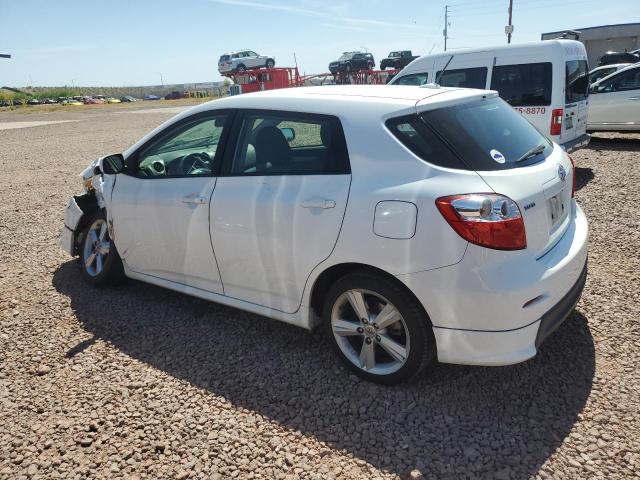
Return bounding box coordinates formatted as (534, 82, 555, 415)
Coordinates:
(331, 289, 410, 376)
(82, 219, 110, 277)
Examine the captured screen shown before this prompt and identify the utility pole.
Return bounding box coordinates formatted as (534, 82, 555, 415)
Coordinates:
(506, 0, 514, 44)
(443, 5, 450, 52)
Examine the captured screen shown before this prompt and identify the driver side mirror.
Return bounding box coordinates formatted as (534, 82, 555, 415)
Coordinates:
(100, 153, 125, 174)
(280, 127, 296, 142)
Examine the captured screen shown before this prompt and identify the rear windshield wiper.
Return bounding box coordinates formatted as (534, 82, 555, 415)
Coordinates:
(515, 144, 546, 163)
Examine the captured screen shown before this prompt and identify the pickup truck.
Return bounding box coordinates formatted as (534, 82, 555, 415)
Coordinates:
(380, 50, 418, 70)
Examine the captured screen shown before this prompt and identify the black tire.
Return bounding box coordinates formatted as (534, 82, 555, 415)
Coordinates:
(265, 59, 275, 69)
(394, 61, 401, 70)
(79, 211, 124, 286)
(345, 63, 351, 73)
(380, 64, 387, 70)
(323, 271, 436, 384)
(236, 64, 246, 73)
(367, 61, 374, 70)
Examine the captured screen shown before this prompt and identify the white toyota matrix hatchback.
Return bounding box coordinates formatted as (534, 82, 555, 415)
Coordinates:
(60, 85, 588, 384)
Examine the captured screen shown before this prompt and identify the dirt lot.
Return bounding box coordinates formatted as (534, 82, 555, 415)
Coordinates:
(1, 104, 639, 480)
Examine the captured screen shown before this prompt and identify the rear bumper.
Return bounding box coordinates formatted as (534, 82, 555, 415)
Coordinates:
(397, 202, 589, 366)
(561, 133, 591, 153)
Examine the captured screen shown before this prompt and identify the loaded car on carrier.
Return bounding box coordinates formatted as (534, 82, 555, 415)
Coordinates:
(59, 85, 588, 384)
(390, 40, 591, 153)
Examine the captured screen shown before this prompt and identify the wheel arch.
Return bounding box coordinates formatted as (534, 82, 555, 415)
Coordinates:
(308, 262, 430, 325)
(72, 193, 102, 255)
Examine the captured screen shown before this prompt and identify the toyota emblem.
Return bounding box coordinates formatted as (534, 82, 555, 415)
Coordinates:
(558, 164, 567, 182)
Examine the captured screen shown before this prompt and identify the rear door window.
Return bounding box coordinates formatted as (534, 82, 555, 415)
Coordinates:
(565, 60, 589, 103)
(435, 67, 487, 88)
(227, 111, 350, 176)
(490, 62, 552, 106)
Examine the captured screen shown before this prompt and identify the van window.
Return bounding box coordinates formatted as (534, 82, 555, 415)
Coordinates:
(435, 67, 487, 88)
(490, 63, 552, 106)
(565, 60, 589, 103)
(395, 73, 428, 86)
(419, 97, 553, 171)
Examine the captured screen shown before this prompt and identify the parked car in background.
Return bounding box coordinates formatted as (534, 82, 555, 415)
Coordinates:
(106, 97, 121, 104)
(165, 91, 189, 100)
(27, 98, 41, 106)
(84, 97, 106, 104)
(218, 50, 275, 74)
(380, 50, 418, 70)
(390, 40, 590, 153)
(598, 50, 639, 66)
(589, 63, 632, 84)
(120, 96, 139, 102)
(42, 98, 58, 104)
(144, 94, 161, 101)
(588, 63, 640, 132)
(59, 85, 587, 384)
(329, 52, 375, 75)
(61, 98, 83, 106)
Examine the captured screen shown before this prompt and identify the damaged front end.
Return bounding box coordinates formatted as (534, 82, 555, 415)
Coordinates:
(59, 157, 111, 256)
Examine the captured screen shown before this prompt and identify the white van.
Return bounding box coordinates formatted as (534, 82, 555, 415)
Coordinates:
(390, 40, 590, 152)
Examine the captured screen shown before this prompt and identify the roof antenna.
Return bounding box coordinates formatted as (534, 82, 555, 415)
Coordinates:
(434, 55, 454, 85)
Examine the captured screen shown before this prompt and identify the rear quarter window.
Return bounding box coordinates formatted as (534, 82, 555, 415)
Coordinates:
(490, 62, 552, 106)
(386, 115, 466, 170)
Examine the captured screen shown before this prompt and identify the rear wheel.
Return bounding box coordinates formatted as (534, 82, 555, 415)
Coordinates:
(80, 212, 124, 286)
(324, 272, 435, 384)
(236, 64, 246, 73)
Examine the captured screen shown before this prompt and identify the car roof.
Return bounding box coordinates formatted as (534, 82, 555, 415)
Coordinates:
(194, 85, 493, 116)
(222, 49, 255, 55)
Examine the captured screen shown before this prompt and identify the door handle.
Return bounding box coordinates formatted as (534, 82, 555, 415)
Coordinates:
(182, 195, 207, 205)
(630, 97, 640, 101)
(301, 198, 336, 209)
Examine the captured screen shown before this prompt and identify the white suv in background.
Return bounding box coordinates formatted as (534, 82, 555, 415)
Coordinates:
(588, 63, 640, 132)
(218, 50, 275, 74)
(59, 85, 588, 384)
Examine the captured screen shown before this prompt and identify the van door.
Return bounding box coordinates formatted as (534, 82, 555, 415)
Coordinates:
(563, 60, 589, 144)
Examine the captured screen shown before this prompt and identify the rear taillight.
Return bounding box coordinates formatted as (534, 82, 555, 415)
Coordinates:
(436, 194, 527, 250)
(550, 108, 563, 136)
(568, 155, 576, 198)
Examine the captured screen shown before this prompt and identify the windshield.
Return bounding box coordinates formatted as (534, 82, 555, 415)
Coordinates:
(389, 51, 400, 57)
(419, 97, 552, 171)
(339, 53, 353, 61)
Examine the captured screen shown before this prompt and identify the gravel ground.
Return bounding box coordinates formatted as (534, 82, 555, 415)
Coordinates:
(0, 106, 639, 480)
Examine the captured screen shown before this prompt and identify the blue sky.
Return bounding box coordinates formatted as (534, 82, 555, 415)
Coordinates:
(1, 0, 638, 87)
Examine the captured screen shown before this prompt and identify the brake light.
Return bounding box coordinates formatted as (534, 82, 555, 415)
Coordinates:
(568, 155, 576, 198)
(436, 194, 527, 250)
(550, 108, 563, 136)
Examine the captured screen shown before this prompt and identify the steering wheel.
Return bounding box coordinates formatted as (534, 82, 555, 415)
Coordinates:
(179, 152, 211, 175)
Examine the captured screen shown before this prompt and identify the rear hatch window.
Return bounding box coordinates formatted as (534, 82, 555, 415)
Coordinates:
(490, 62, 552, 106)
(219, 55, 231, 62)
(387, 97, 552, 171)
(565, 60, 589, 103)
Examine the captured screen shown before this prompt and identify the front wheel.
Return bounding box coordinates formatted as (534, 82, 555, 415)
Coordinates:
(80, 212, 124, 286)
(324, 272, 436, 384)
(265, 59, 275, 69)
